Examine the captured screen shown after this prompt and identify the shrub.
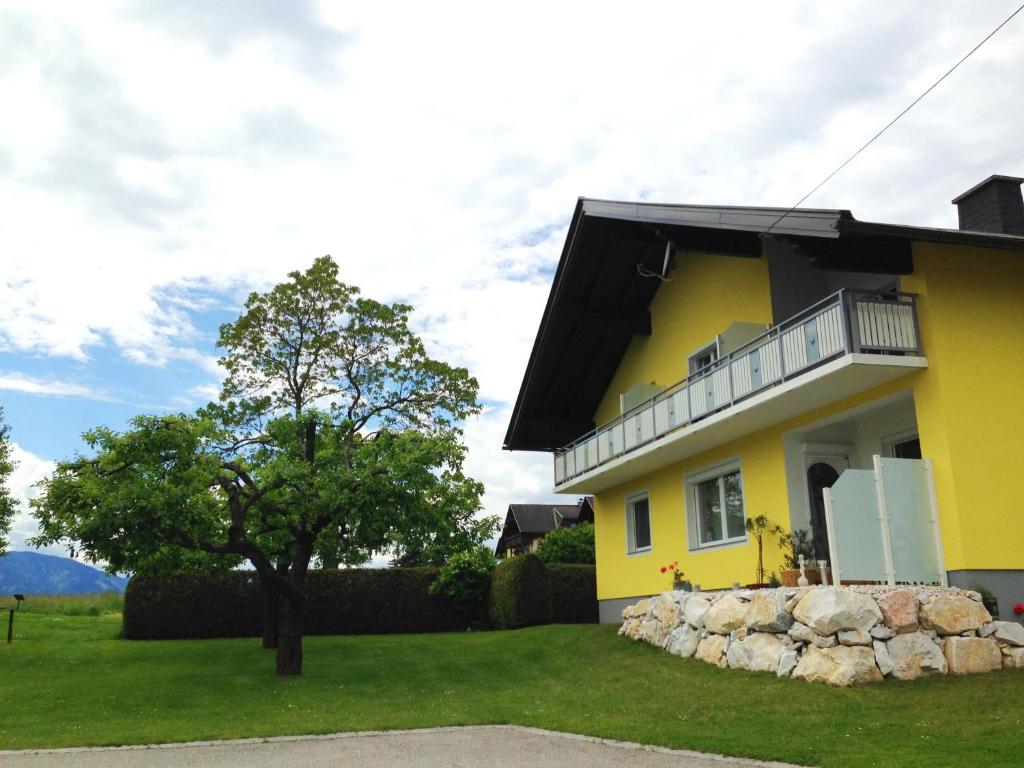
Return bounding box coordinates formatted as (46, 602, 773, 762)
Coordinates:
(535, 523, 595, 564)
(489, 554, 549, 629)
(546, 564, 597, 623)
(430, 546, 497, 607)
(124, 571, 261, 640)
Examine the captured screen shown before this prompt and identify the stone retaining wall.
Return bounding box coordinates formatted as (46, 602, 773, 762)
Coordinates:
(618, 585, 1024, 686)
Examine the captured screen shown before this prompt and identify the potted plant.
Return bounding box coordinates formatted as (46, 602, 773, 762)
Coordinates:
(778, 528, 816, 587)
(660, 561, 691, 592)
(744, 515, 784, 589)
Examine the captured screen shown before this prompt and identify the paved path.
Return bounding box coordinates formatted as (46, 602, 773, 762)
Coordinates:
(3, 726, 804, 767)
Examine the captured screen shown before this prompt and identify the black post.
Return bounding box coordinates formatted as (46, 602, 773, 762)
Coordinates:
(6, 608, 13, 643)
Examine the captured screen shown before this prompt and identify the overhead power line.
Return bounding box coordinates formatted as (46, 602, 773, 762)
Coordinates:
(763, 1, 1024, 235)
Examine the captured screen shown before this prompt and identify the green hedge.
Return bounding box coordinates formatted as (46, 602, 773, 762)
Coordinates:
(489, 554, 549, 629)
(546, 564, 598, 623)
(125, 560, 596, 639)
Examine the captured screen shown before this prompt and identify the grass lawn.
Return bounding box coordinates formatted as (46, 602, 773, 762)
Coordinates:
(3, 611, 1024, 767)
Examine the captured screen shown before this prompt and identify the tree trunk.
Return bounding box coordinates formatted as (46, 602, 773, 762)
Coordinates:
(260, 581, 279, 650)
(276, 595, 304, 675)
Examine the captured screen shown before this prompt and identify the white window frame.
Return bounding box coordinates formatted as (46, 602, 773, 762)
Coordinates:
(687, 337, 721, 376)
(685, 460, 747, 551)
(881, 429, 920, 459)
(625, 491, 653, 555)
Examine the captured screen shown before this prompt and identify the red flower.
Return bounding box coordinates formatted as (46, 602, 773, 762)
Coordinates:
(668, 563, 675, 571)
(660, 566, 667, 573)
(1014, 603, 1024, 616)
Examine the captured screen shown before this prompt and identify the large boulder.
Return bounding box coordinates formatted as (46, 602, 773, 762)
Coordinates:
(639, 618, 664, 646)
(727, 632, 786, 673)
(876, 591, 919, 634)
(652, 593, 682, 633)
(885, 632, 947, 680)
(622, 599, 650, 620)
(619, 618, 642, 639)
(745, 591, 794, 633)
(792, 645, 883, 687)
(989, 621, 1024, 647)
(683, 596, 711, 629)
(944, 636, 1002, 674)
(694, 634, 729, 667)
(704, 593, 748, 635)
(919, 594, 991, 636)
(664, 623, 700, 658)
(793, 587, 882, 635)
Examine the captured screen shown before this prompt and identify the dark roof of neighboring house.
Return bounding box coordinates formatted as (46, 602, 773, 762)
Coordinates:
(504, 198, 1024, 453)
(508, 503, 582, 534)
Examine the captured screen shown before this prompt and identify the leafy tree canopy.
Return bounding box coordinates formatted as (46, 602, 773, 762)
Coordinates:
(534, 523, 595, 565)
(32, 256, 483, 674)
(0, 408, 15, 556)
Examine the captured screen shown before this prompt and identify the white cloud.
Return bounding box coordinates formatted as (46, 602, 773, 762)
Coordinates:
(5, 442, 61, 555)
(0, 371, 108, 400)
(0, 0, 1022, 529)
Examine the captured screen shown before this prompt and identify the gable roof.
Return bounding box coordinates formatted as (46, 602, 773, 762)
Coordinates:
(504, 198, 1024, 453)
(508, 503, 583, 534)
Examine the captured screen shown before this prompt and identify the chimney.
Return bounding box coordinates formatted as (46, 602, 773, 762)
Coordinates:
(951, 175, 1024, 235)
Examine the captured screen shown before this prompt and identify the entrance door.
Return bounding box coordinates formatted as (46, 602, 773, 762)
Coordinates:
(805, 455, 849, 561)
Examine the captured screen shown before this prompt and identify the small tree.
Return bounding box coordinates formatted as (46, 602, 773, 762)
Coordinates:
(0, 408, 15, 556)
(32, 257, 482, 675)
(534, 523, 595, 565)
(744, 515, 785, 585)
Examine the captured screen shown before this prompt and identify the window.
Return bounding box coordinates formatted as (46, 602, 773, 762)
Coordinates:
(626, 494, 652, 554)
(686, 462, 746, 548)
(891, 436, 922, 459)
(688, 340, 719, 375)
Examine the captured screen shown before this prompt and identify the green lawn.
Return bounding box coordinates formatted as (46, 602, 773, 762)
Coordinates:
(3, 613, 1024, 767)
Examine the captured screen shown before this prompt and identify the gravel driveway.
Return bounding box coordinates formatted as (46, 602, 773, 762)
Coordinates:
(3, 726, 804, 767)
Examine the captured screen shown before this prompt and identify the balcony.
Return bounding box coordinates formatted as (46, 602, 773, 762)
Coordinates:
(552, 289, 927, 493)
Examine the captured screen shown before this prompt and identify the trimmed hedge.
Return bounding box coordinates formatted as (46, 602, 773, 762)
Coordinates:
(124, 560, 597, 639)
(488, 554, 549, 629)
(546, 564, 598, 624)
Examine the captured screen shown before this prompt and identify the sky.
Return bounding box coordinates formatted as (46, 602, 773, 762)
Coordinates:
(2, 1, 1023, 559)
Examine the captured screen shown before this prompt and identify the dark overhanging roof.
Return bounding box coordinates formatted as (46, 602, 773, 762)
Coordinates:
(504, 197, 1024, 453)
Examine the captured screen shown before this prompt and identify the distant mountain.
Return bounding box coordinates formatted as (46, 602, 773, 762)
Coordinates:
(0, 551, 128, 595)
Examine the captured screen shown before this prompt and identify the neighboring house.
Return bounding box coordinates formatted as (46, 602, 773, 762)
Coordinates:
(505, 174, 1024, 622)
(495, 497, 595, 558)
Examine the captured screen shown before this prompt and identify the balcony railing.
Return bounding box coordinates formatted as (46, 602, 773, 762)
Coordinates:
(553, 289, 921, 486)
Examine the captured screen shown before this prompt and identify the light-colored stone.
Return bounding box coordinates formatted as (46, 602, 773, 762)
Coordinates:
(989, 621, 1024, 647)
(876, 591, 919, 634)
(695, 634, 729, 667)
(664, 623, 700, 658)
(621, 618, 642, 640)
(639, 618, 664, 646)
(784, 587, 811, 613)
(919, 594, 991, 636)
(978, 622, 997, 638)
(873, 640, 893, 676)
(886, 632, 948, 680)
(944, 636, 1002, 675)
(838, 629, 872, 647)
(792, 645, 883, 687)
(683, 597, 711, 629)
(704, 593, 748, 635)
(1002, 647, 1024, 669)
(870, 625, 896, 640)
(652, 593, 682, 633)
(745, 591, 794, 633)
(789, 621, 837, 648)
(777, 649, 799, 678)
(622, 599, 649, 620)
(727, 632, 785, 673)
(793, 587, 882, 635)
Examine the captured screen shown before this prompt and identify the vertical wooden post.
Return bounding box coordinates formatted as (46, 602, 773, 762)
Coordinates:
(6, 608, 13, 643)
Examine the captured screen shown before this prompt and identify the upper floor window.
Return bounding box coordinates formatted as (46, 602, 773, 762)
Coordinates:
(626, 493, 652, 554)
(686, 461, 746, 548)
(688, 339, 719, 375)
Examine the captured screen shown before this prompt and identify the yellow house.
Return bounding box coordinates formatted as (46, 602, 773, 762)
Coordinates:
(505, 175, 1024, 622)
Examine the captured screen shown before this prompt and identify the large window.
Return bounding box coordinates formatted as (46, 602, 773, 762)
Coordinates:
(626, 493, 652, 554)
(687, 462, 746, 548)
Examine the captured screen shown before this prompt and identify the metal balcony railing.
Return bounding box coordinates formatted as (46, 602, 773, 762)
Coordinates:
(553, 289, 921, 486)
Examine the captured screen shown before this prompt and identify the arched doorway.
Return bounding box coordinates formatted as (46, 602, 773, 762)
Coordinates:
(806, 462, 842, 561)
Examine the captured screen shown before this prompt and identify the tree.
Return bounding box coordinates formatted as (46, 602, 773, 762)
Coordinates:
(534, 523, 595, 565)
(0, 408, 15, 556)
(32, 256, 482, 675)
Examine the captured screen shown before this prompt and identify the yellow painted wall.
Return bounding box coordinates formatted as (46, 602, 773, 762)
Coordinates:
(593, 252, 772, 426)
(904, 243, 1024, 571)
(593, 374, 922, 600)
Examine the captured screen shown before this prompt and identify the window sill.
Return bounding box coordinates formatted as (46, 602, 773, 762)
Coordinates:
(627, 547, 652, 557)
(688, 536, 747, 554)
